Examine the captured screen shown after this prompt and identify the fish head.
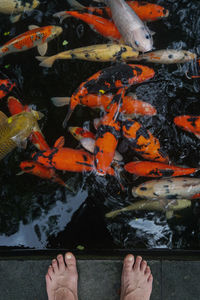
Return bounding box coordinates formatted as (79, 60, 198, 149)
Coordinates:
(132, 183, 154, 199)
(131, 27, 153, 53)
(52, 26, 63, 38)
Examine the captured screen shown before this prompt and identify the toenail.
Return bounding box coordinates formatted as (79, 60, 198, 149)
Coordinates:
(52, 259, 57, 263)
(66, 253, 72, 259)
(128, 256, 133, 261)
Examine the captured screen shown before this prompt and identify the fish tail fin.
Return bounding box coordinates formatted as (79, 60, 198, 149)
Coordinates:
(53, 11, 71, 23)
(67, 0, 85, 9)
(51, 97, 71, 107)
(36, 56, 56, 68)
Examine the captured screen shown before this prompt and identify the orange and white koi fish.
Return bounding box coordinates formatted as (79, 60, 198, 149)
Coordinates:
(62, 63, 155, 126)
(32, 136, 115, 175)
(174, 115, 200, 139)
(0, 79, 16, 99)
(132, 177, 200, 200)
(67, 0, 169, 22)
(122, 119, 169, 163)
(52, 92, 157, 117)
(124, 161, 199, 177)
(0, 0, 40, 23)
(18, 161, 66, 187)
(0, 25, 63, 58)
(135, 49, 196, 64)
(7, 96, 50, 151)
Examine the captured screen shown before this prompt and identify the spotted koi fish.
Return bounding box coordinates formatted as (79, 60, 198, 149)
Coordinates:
(32, 136, 115, 175)
(0, 79, 16, 99)
(36, 44, 139, 67)
(18, 161, 66, 187)
(0, 0, 40, 23)
(124, 161, 199, 177)
(132, 177, 200, 200)
(0, 25, 63, 58)
(67, 0, 169, 22)
(7, 96, 50, 151)
(122, 119, 169, 163)
(94, 89, 124, 175)
(174, 115, 200, 139)
(62, 63, 155, 126)
(52, 92, 156, 117)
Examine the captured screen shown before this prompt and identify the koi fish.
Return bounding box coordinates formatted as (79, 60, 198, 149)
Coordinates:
(105, 199, 191, 219)
(32, 136, 115, 175)
(0, 0, 40, 23)
(36, 44, 139, 67)
(68, 126, 95, 140)
(62, 63, 155, 126)
(7, 96, 50, 151)
(122, 119, 169, 163)
(94, 89, 124, 175)
(54, 11, 121, 41)
(18, 161, 66, 187)
(174, 115, 200, 139)
(0, 110, 43, 160)
(67, 0, 169, 22)
(52, 92, 157, 117)
(104, 0, 153, 52)
(0, 25, 63, 58)
(132, 177, 200, 200)
(124, 161, 199, 177)
(0, 79, 16, 99)
(135, 49, 196, 64)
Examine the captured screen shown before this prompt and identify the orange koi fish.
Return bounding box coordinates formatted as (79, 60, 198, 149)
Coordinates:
(0, 25, 63, 58)
(94, 88, 124, 175)
(0, 79, 16, 99)
(67, 0, 169, 22)
(174, 115, 200, 139)
(7, 96, 50, 151)
(68, 126, 95, 140)
(63, 63, 155, 126)
(19, 161, 66, 187)
(124, 161, 198, 177)
(32, 136, 115, 175)
(54, 11, 121, 41)
(52, 92, 156, 116)
(122, 119, 169, 163)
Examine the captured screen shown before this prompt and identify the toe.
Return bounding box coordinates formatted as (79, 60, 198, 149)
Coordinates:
(65, 252, 77, 271)
(47, 265, 54, 279)
(145, 266, 151, 277)
(45, 273, 52, 285)
(122, 254, 135, 272)
(57, 254, 66, 272)
(52, 259, 59, 273)
(140, 260, 147, 273)
(148, 274, 153, 283)
(133, 256, 142, 271)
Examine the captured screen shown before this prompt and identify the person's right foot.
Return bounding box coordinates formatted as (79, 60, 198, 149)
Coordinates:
(120, 254, 153, 300)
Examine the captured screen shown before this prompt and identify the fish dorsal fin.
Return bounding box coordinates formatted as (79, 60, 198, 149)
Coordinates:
(28, 25, 40, 30)
(10, 14, 22, 23)
(0, 111, 8, 125)
(37, 43, 48, 56)
(54, 136, 65, 148)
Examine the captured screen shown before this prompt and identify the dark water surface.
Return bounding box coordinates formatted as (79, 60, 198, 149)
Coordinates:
(0, 0, 200, 250)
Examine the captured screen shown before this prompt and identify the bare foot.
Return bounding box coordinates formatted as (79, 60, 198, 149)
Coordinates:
(120, 254, 153, 300)
(46, 252, 78, 300)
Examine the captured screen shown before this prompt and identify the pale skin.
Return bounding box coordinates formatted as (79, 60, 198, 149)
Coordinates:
(46, 252, 153, 300)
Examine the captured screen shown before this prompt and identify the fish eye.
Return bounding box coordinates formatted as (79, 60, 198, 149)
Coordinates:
(135, 40, 139, 46)
(168, 54, 173, 59)
(145, 34, 150, 39)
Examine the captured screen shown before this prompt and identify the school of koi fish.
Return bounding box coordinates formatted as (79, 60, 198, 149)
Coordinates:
(0, 0, 200, 249)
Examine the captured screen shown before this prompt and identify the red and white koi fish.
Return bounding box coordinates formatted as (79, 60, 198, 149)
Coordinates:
(0, 25, 63, 58)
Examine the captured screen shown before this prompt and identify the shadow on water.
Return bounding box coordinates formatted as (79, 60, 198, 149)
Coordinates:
(0, 0, 200, 250)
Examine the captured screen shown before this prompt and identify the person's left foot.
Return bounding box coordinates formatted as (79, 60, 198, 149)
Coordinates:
(46, 252, 78, 300)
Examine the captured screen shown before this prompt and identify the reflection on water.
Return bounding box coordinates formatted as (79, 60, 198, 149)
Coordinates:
(0, 0, 200, 250)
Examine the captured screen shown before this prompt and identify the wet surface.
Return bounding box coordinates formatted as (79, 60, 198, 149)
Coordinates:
(0, 0, 200, 250)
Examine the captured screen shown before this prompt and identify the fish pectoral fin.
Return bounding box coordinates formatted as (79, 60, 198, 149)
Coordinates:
(10, 14, 22, 23)
(54, 136, 65, 148)
(37, 43, 48, 56)
(11, 136, 27, 149)
(166, 210, 174, 219)
(0, 111, 8, 125)
(67, 0, 85, 9)
(28, 25, 40, 30)
(16, 170, 25, 176)
(51, 97, 71, 107)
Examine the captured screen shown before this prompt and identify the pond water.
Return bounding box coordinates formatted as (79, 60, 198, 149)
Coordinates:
(0, 0, 200, 251)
